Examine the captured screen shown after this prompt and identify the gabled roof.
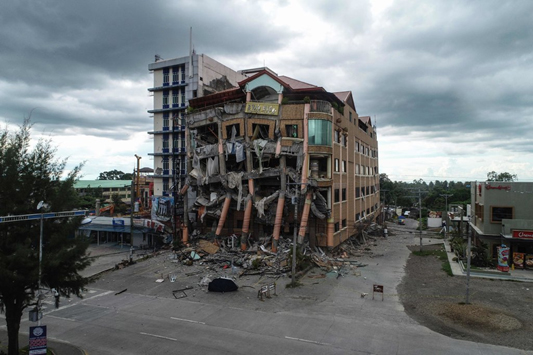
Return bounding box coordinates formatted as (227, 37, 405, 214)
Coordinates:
(359, 116, 372, 126)
(190, 69, 345, 108)
(334, 91, 356, 112)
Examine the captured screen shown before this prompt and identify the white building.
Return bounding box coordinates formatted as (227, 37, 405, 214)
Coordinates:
(147, 53, 245, 220)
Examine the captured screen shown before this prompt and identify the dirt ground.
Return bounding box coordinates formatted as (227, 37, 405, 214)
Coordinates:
(399, 244, 533, 351)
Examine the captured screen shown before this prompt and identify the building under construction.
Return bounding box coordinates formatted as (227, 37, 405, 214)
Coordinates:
(182, 68, 380, 250)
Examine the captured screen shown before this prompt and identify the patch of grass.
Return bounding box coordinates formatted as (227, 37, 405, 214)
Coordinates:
(412, 248, 454, 277)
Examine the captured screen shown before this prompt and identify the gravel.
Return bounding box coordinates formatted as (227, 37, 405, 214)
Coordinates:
(399, 243, 533, 351)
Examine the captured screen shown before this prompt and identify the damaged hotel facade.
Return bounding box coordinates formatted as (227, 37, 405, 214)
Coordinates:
(149, 54, 380, 250)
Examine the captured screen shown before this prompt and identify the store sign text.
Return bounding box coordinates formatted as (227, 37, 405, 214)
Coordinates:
(513, 230, 533, 239)
(485, 184, 511, 191)
(245, 102, 279, 116)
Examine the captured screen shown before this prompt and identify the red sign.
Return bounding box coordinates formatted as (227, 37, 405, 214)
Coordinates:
(513, 230, 533, 239)
(485, 184, 511, 191)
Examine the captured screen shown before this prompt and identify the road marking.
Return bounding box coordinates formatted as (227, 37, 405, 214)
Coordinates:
(170, 317, 206, 325)
(45, 290, 113, 315)
(140, 332, 177, 341)
(285, 336, 330, 346)
(47, 315, 76, 322)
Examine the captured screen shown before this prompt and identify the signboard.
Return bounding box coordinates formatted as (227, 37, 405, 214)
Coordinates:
(29, 325, 47, 355)
(151, 196, 174, 222)
(512, 230, 533, 239)
(513, 252, 525, 269)
(244, 102, 279, 116)
(372, 284, 384, 301)
(497, 246, 510, 272)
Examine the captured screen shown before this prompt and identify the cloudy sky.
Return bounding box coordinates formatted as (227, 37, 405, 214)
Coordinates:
(1, 0, 532, 182)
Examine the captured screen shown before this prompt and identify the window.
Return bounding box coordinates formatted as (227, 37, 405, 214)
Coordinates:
(181, 70, 186, 82)
(172, 91, 178, 105)
(162, 92, 169, 106)
(163, 69, 169, 84)
(308, 119, 332, 146)
(334, 159, 339, 172)
(172, 68, 179, 83)
(181, 89, 185, 105)
(334, 222, 340, 232)
(286, 124, 298, 138)
(226, 124, 241, 138)
(163, 181, 169, 192)
(173, 137, 179, 149)
(334, 189, 340, 203)
(342, 219, 347, 228)
(491, 206, 513, 223)
(237, 220, 243, 228)
(356, 213, 360, 221)
(162, 138, 169, 150)
(342, 188, 346, 201)
(342, 160, 347, 173)
(366, 186, 370, 195)
(355, 164, 359, 175)
(163, 114, 169, 128)
(252, 124, 270, 139)
(355, 141, 359, 152)
(343, 135, 347, 147)
(475, 203, 484, 221)
(356, 187, 360, 198)
(349, 112, 352, 122)
(162, 158, 169, 170)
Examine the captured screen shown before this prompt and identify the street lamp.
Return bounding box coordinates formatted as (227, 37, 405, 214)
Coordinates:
(36, 201, 49, 326)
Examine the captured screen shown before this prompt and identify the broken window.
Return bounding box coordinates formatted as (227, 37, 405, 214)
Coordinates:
(226, 124, 241, 138)
(251, 124, 270, 140)
(285, 124, 298, 138)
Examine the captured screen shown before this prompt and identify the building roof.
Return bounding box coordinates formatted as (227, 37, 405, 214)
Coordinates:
(359, 116, 372, 126)
(74, 180, 132, 189)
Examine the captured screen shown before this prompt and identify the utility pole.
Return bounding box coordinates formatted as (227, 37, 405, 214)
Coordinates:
(439, 193, 453, 239)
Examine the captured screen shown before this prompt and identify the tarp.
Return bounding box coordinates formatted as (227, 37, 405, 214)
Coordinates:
(208, 278, 238, 292)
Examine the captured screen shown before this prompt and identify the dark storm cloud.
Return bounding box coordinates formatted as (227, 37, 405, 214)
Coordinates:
(350, 0, 533, 154)
(0, 0, 287, 136)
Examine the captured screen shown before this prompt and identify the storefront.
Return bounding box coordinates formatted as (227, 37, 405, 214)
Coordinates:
(504, 230, 533, 270)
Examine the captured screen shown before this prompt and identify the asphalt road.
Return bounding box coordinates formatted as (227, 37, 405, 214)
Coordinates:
(11, 222, 533, 355)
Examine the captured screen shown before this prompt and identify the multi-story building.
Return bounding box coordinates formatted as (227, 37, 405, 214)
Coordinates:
(184, 68, 379, 250)
(147, 53, 245, 221)
(470, 181, 533, 268)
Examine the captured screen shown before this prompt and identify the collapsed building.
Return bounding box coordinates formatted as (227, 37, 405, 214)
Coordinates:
(182, 67, 380, 251)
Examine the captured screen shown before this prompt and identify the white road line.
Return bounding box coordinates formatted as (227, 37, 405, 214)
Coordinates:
(45, 290, 114, 314)
(170, 317, 206, 325)
(285, 336, 330, 346)
(140, 332, 177, 341)
(47, 315, 76, 322)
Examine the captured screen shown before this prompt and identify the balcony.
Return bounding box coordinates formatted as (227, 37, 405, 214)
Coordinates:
(309, 100, 332, 114)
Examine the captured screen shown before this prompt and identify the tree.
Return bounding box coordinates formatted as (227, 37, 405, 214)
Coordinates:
(487, 171, 517, 182)
(98, 169, 133, 180)
(0, 119, 91, 355)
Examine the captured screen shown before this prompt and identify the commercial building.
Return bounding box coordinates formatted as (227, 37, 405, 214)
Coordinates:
(184, 68, 380, 250)
(470, 181, 533, 270)
(147, 53, 246, 223)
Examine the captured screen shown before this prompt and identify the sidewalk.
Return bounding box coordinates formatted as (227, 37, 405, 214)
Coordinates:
(443, 239, 533, 282)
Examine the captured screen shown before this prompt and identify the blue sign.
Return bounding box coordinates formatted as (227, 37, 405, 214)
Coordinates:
(29, 325, 47, 355)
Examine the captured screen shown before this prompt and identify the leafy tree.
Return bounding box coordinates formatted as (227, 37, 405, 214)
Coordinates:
(486, 171, 517, 182)
(98, 169, 133, 180)
(0, 120, 91, 355)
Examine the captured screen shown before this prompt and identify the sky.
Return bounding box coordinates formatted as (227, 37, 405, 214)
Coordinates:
(1, 0, 532, 182)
